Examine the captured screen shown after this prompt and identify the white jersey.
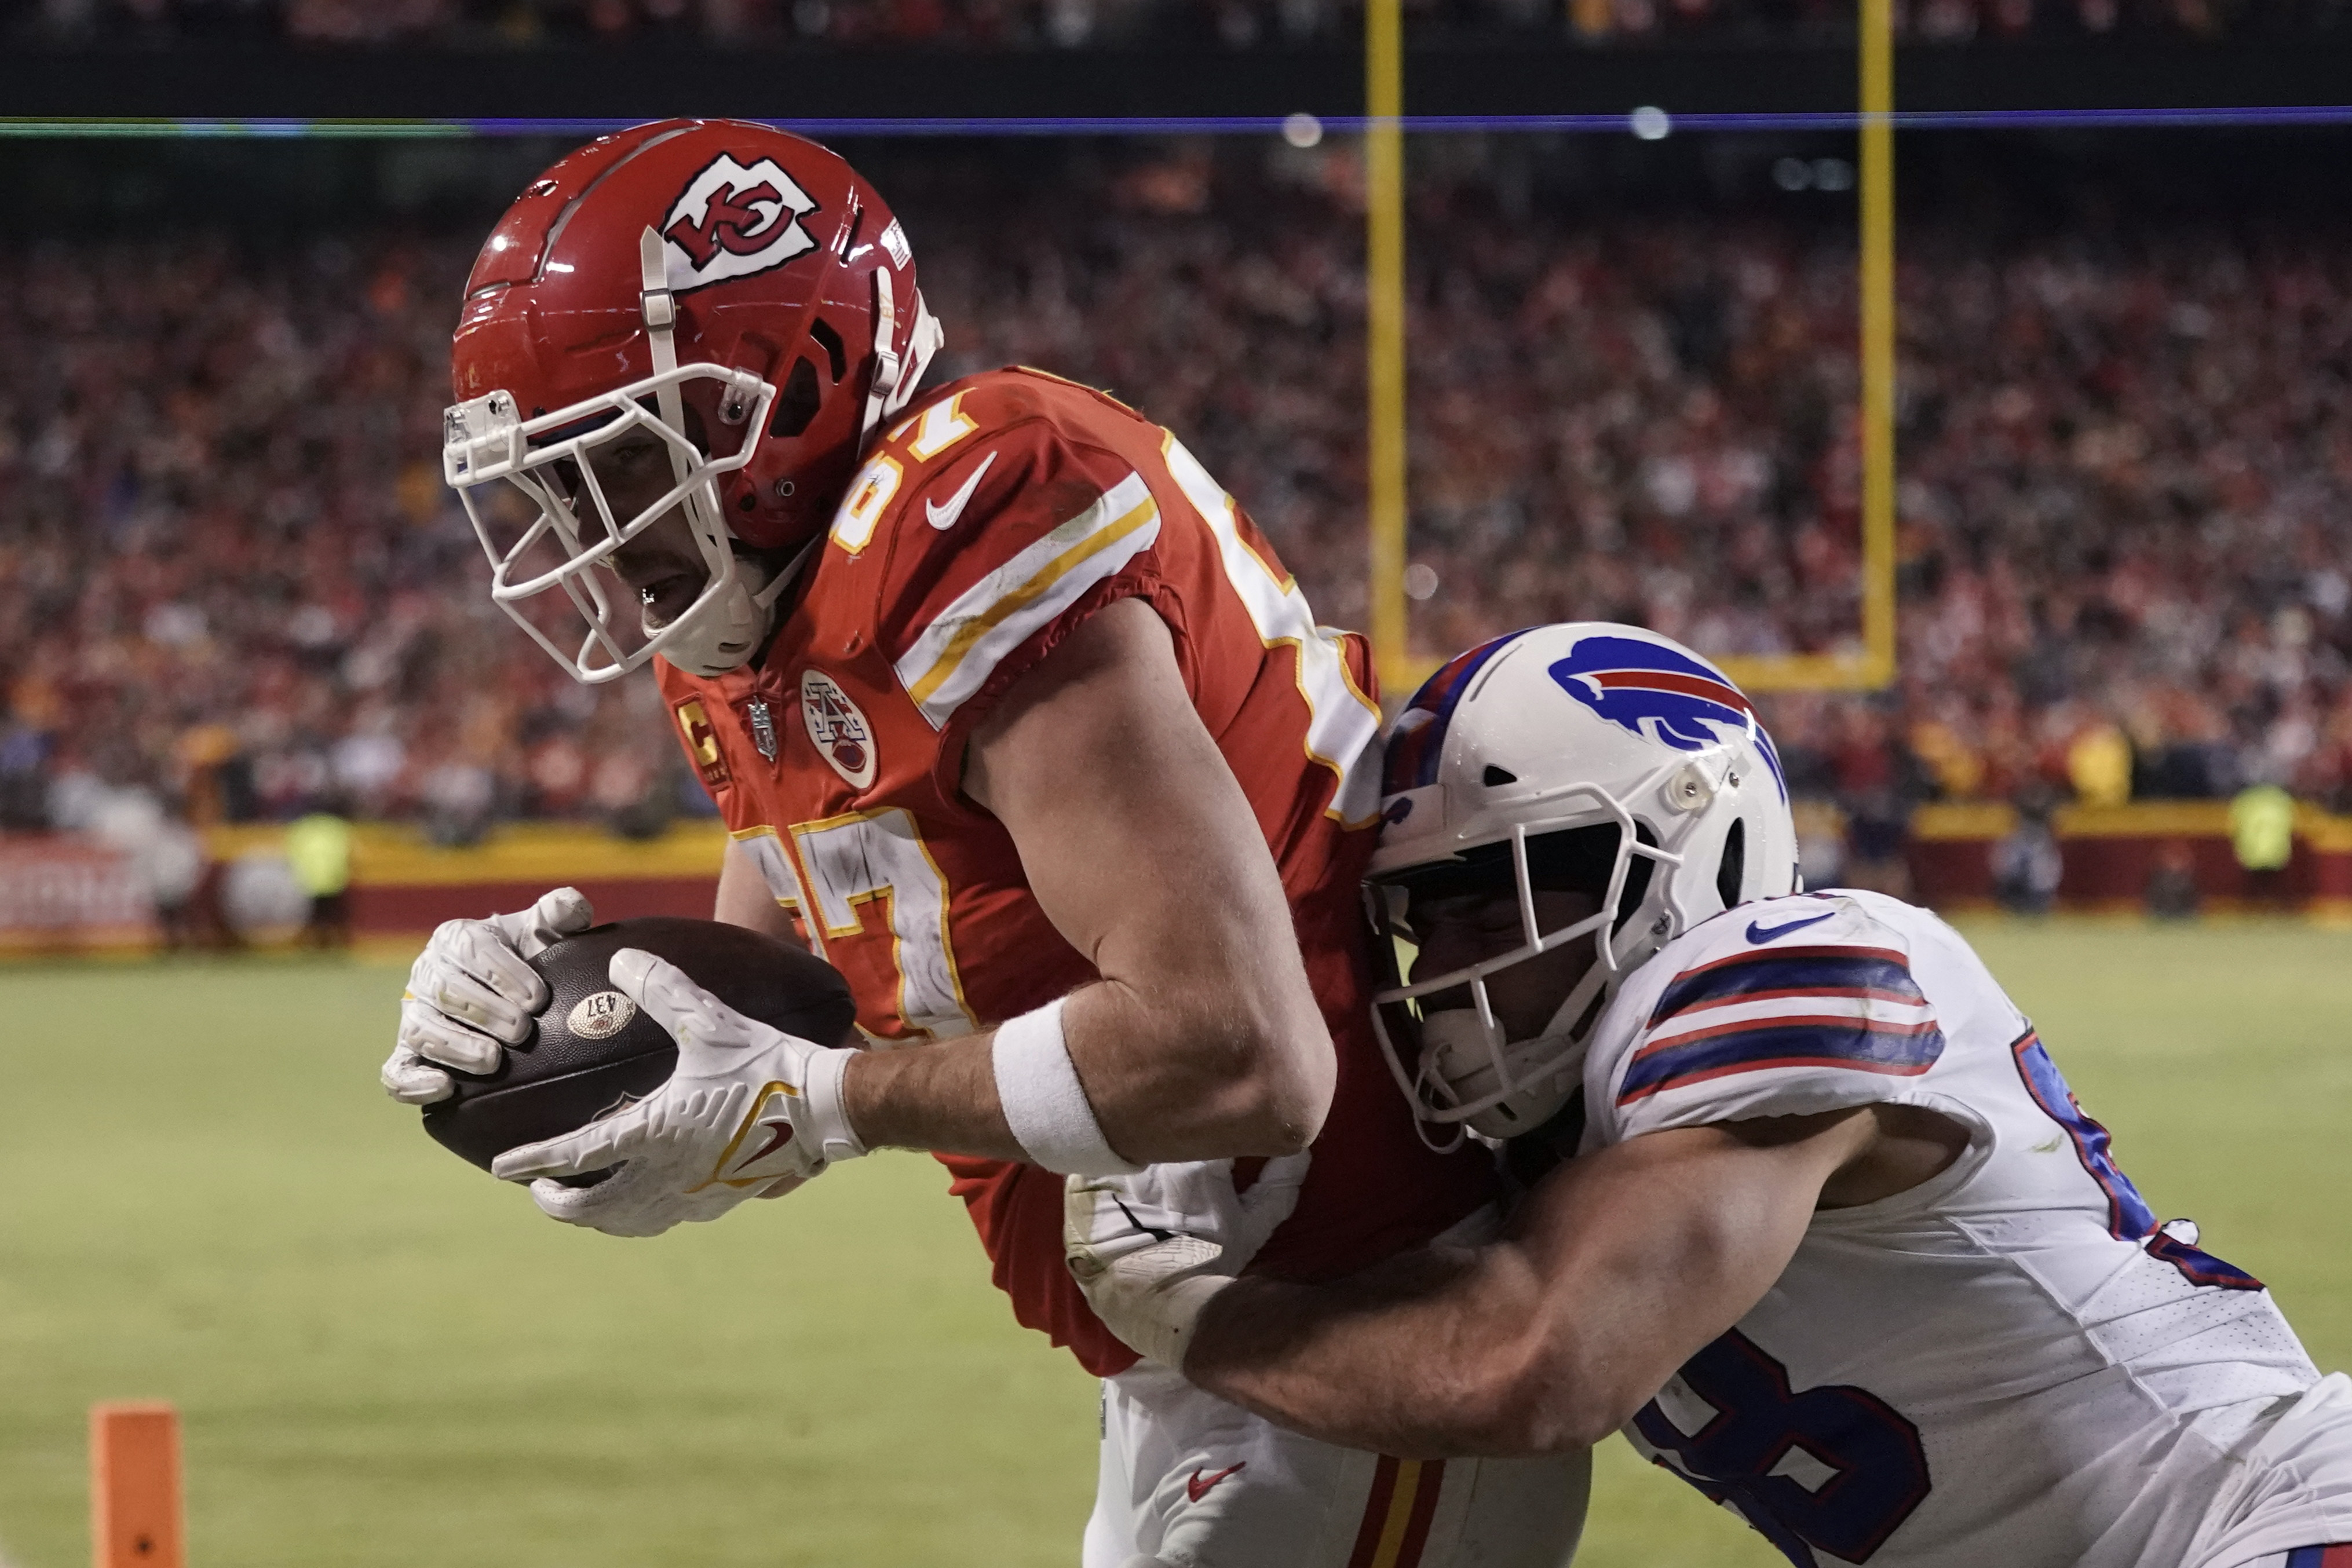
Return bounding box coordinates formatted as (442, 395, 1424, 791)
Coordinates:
(1581, 889, 2343, 1568)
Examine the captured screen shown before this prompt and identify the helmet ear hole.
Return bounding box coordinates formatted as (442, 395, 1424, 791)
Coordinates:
(769, 357, 823, 438)
(1716, 818, 1747, 911)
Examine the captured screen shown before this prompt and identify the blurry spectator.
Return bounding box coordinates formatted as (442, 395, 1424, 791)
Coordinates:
(284, 806, 355, 949)
(2145, 837, 2200, 920)
(74, 782, 209, 946)
(1992, 790, 2065, 914)
(594, 750, 674, 841)
(0, 716, 49, 829)
(12, 157, 2352, 853)
(421, 759, 496, 848)
(145, 807, 208, 951)
(1828, 704, 1925, 897)
(2066, 719, 2133, 808)
(2229, 781, 2296, 907)
(1791, 799, 1847, 889)
(8, 0, 2339, 46)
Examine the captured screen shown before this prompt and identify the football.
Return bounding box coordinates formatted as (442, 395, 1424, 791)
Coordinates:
(419, 916, 858, 1178)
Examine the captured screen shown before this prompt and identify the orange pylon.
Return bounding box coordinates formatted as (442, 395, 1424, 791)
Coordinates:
(89, 1403, 184, 1568)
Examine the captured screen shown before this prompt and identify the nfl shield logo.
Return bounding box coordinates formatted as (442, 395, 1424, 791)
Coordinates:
(747, 698, 779, 763)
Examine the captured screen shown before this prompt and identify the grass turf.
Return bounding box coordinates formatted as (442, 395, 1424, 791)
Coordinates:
(0, 918, 2346, 1566)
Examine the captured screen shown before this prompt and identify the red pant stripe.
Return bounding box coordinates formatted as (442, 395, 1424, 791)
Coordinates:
(1345, 1456, 1403, 1568)
(1392, 1459, 1447, 1568)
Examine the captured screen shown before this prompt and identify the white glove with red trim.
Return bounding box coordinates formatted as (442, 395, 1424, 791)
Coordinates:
(1064, 1153, 1310, 1369)
(489, 947, 868, 1238)
(381, 887, 595, 1104)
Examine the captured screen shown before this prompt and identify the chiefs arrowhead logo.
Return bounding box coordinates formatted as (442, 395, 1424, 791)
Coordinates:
(801, 668, 877, 791)
(660, 153, 819, 292)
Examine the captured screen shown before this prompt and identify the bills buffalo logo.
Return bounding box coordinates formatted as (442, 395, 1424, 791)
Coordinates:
(801, 668, 877, 791)
(660, 154, 819, 291)
(1546, 635, 1787, 800)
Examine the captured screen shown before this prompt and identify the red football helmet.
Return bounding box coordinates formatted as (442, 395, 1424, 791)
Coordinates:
(444, 119, 942, 682)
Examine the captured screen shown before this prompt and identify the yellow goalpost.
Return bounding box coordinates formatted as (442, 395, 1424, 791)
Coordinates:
(1361, 0, 1898, 697)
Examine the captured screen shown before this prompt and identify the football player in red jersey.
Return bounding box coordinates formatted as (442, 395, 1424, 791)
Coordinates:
(379, 122, 1586, 1565)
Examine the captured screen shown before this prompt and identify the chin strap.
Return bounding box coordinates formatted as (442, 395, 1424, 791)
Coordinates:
(638, 227, 688, 484)
(641, 225, 737, 602)
(860, 268, 945, 440)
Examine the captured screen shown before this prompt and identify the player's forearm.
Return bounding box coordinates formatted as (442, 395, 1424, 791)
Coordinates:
(1182, 1245, 1588, 1459)
(842, 1030, 1024, 1161)
(1062, 970, 1330, 1158)
(712, 843, 802, 944)
(1182, 1122, 1867, 1456)
(839, 974, 1327, 1163)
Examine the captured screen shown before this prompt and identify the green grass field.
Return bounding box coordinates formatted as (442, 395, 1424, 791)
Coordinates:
(2, 919, 2348, 1567)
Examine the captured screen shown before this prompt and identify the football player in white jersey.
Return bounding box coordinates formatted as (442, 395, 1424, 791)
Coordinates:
(1067, 622, 2352, 1568)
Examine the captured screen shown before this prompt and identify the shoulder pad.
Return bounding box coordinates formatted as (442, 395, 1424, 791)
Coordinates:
(822, 377, 1165, 732)
(1598, 891, 1948, 1128)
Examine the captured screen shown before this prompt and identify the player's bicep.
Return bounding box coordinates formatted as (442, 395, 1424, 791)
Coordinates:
(1602, 904, 1949, 1139)
(962, 597, 1280, 983)
(1507, 1112, 1872, 1441)
(960, 595, 1332, 1153)
(1185, 1109, 1869, 1453)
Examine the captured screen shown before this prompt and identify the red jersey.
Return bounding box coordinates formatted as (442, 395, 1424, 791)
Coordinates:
(659, 367, 1495, 1376)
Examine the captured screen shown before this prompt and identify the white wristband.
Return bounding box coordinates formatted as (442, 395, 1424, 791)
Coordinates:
(991, 997, 1143, 1176)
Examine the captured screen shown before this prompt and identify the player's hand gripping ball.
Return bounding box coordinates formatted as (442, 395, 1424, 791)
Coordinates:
(410, 914, 857, 1206)
(1065, 1153, 1310, 1369)
(384, 887, 597, 1105)
(484, 942, 870, 1237)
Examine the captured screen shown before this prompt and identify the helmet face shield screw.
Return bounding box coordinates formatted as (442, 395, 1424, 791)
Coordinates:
(775, 479, 796, 498)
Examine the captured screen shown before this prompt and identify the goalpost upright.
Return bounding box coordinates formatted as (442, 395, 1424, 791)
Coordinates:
(1360, 0, 1899, 696)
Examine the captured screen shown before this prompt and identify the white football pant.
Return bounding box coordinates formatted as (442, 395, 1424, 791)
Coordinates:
(1084, 1358, 1587, 1568)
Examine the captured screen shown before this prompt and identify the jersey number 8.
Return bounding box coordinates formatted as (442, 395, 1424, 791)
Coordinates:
(1633, 1329, 1930, 1567)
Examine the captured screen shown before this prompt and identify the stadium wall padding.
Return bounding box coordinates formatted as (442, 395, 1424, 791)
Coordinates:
(12, 805, 2352, 954)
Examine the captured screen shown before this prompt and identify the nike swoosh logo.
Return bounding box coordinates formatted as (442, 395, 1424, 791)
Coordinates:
(1186, 1462, 1245, 1504)
(1746, 910, 1835, 944)
(741, 1119, 795, 1168)
(925, 451, 996, 531)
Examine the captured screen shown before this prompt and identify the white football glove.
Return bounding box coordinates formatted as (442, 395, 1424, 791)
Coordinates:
(488, 946, 867, 1237)
(382, 887, 596, 1105)
(1064, 1153, 1310, 1370)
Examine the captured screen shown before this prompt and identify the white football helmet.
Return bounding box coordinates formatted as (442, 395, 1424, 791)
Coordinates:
(1368, 623, 1799, 1142)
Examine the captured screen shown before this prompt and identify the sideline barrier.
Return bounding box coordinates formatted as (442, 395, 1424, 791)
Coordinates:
(203, 820, 725, 935)
(0, 821, 724, 953)
(11, 802, 2352, 955)
(1908, 801, 2346, 914)
(0, 839, 157, 951)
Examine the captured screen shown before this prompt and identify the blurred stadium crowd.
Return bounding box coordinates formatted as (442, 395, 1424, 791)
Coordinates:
(5, 147, 2351, 853)
(9, 0, 2339, 47)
